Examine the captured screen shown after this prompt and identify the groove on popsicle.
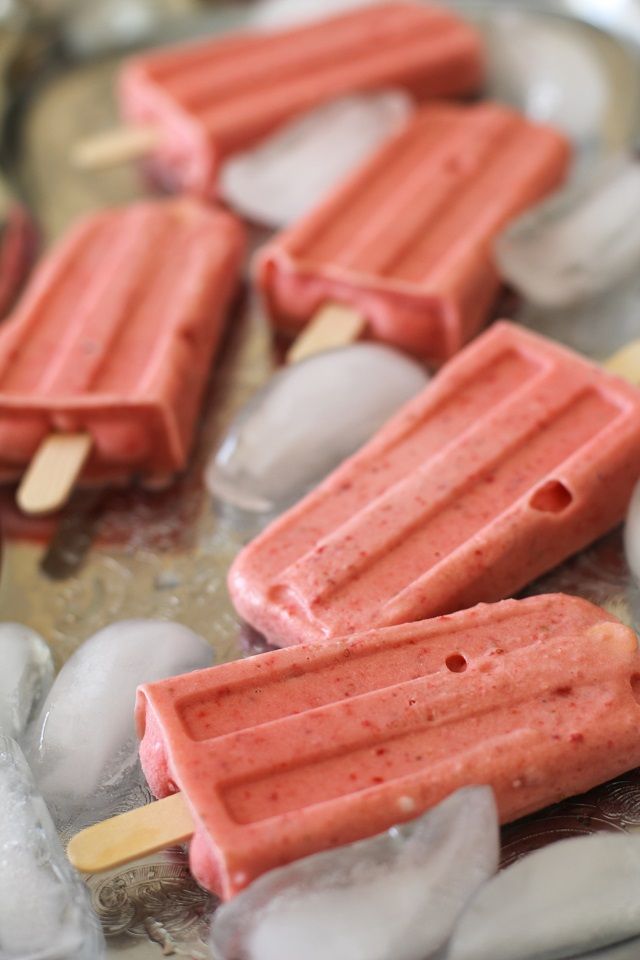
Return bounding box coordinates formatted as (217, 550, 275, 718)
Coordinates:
(148, 5, 469, 109)
(283, 385, 618, 623)
(289, 107, 562, 283)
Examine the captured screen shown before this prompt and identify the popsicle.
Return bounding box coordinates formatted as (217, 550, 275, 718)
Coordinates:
(67, 594, 640, 899)
(0, 197, 245, 514)
(257, 102, 570, 364)
(229, 321, 640, 648)
(72, 2, 485, 193)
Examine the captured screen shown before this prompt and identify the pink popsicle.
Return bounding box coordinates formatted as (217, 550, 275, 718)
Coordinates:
(119, 2, 484, 197)
(257, 102, 570, 362)
(229, 321, 640, 647)
(136, 594, 640, 899)
(0, 198, 245, 488)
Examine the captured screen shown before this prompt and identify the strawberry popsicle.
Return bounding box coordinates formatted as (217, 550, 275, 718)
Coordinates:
(257, 102, 570, 363)
(130, 595, 640, 899)
(0, 198, 245, 511)
(109, 3, 484, 197)
(229, 321, 640, 648)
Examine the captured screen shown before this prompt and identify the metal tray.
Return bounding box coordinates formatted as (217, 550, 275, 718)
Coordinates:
(3, 2, 640, 956)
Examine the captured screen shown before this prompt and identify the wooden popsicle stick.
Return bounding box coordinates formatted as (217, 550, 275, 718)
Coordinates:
(17, 433, 92, 516)
(70, 125, 158, 171)
(603, 341, 640, 384)
(68, 792, 194, 874)
(286, 303, 366, 364)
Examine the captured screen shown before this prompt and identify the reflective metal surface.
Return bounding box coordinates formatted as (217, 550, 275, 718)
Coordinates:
(1, 2, 640, 956)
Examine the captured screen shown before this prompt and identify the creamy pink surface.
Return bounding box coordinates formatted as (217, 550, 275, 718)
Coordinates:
(257, 102, 570, 362)
(0, 198, 245, 485)
(136, 595, 640, 899)
(119, 2, 484, 197)
(229, 322, 640, 647)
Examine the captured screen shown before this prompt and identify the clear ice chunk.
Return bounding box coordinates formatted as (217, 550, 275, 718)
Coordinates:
(516, 272, 640, 363)
(57, 0, 192, 56)
(220, 91, 413, 228)
(447, 832, 640, 960)
(26, 620, 213, 829)
(210, 786, 499, 960)
(0, 735, 104, 959)
(496, 154, 640, 308)
(0, 623, 54, 742)
(571, 938, 640, 960)
(206, 343, 428, 515)
(248, 0, 377, 30)
(483, 10, 607, 150)
(624, 478, 640, 583)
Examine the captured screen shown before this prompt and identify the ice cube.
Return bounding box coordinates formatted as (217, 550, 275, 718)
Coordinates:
(496, 154, 640, 308)
(220, 91, 412, 228)
(210, 786, 499, 960)
(483, 10, 606, 149)
(572, 938, 640, 960)
(206, 343, 428, 515)
(0, 735, 104, 959)
(0, 623, 54, 742)
(447, 832, 640, 960)
(249, 0, 377, 30)
(26, 620, 213, 829)
(517, 274, 640, 363)
(56, 0, 192, 55)
(624, 479, 640, 583)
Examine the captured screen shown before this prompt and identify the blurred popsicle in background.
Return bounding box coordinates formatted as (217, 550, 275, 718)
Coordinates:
(0, 197, 244, 515)
(257, 102, 570, 365)
(71, 2, 484, 194)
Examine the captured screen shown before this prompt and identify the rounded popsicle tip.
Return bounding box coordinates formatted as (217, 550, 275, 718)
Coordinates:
(66, 816, 155, 874)
(66, 827, 100, 874)
(586, 621, 638, 654)
(604, 340, 640, 385)
(286, 303, 367, 364)
(16, 433, 92, 516)
(70, 125, 158, 171)
(66, 793, 194, 875)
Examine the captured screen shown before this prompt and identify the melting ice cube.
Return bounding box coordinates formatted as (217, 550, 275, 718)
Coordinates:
(210, 786, 499, 960)
(249, 0, 377, 30)
(571, 938, 640, 960)
(517, 274, 640, 363)
(26, 619, 213, 829)
(447, 832, 640, 960)
(0, 623, 54, 742)
(496, 154, 640, 308)
(206, 343, 428, 515)
(0, 735, 104, 959)
(220, 91, 413, 228)
(483, 9, 607, 150)
(625, 479, 640, 583)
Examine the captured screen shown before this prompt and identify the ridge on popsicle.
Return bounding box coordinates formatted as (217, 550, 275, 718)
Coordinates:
(0, 196, 245, 516)
(67, 594, 640, 906)
(71, 2, 485, 195)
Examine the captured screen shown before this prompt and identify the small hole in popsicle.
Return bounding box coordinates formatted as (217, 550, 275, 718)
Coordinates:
(630, 673, 640, 705)
(445, 653, 467, 673)
(530, 480, 573, 514)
